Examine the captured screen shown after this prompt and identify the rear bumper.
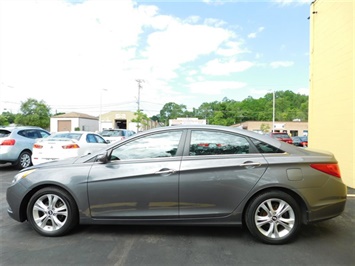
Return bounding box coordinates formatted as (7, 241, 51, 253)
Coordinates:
(307, 199, 347, 223)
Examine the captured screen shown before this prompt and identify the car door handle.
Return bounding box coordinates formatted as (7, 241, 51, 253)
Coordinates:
(154, 169, 175, 175)
(239, 162, 262, 168)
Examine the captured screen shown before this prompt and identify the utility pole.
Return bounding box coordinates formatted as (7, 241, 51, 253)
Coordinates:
(135, 79, 144, 132)
(136, 79, 144, 112)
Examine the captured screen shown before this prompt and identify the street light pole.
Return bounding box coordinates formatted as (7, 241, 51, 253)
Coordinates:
(272, 90, 275, 133)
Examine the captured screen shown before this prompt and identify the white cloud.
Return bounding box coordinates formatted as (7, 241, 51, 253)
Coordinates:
(0, 0, 306, 117)
(272, 0, 313, 6)
(216, 41, 245, 56)
(248, 26, 265, 39)
(143, 22, 236, 78)
(201, 59, 254, 75)
(189, 81, 247, 95)
(0, 0, 242, 116)
(270, 61, 294, 68)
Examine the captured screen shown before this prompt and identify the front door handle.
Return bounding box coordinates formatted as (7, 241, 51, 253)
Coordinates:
(239, 162, 262, 168)
(154, 169, 175, 175)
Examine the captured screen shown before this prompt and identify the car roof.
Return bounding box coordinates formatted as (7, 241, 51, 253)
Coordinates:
(136, 124, 283, 146)
(101, 129, 128, 131)
(1, 126, 48, 132)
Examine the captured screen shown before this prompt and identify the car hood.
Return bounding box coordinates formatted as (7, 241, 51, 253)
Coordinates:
(27, 156, 82, 170)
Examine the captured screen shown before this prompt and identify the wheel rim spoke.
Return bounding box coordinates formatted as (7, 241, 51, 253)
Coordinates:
(255, 198, 295, 239)
(32, 193, 68, 232)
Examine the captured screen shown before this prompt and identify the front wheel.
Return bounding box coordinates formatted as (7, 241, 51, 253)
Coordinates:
(245, 191, 301, 244)
(26, 187, 79, 237)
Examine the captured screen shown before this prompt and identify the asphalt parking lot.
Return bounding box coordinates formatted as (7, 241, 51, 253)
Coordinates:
(1, 164, 354, 266)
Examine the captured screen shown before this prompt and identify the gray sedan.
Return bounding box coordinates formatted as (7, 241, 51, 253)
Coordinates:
(6, 125, 347, 244)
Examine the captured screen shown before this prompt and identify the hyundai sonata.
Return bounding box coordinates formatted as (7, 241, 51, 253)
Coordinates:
(6, 125, 347, 244)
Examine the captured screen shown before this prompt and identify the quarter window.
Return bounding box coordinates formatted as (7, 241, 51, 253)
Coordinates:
(251, 138, 285, 153)
(111, 131, 182, 160)
(189, 131, 250, 156)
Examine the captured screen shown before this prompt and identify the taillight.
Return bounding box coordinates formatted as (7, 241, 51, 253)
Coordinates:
(33, 144, 43, 149)
(1, 139, 16, 146)
(62, 144, 80, 149)
(310, 163, 341, 178)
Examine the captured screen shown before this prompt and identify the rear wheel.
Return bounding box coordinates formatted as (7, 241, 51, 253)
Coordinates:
(14, 150, 32, 170)
(26, 187, 79, 237)
(245, 191, 301, 244)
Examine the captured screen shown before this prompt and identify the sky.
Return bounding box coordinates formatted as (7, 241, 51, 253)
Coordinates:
(0, 0, 313, 117)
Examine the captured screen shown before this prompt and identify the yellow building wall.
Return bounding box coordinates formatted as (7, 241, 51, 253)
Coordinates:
(309, 0, 354, 187)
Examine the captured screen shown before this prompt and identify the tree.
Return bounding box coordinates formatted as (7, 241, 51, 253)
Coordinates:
(159, 102, 187, 126)
(260, 123, 271, 133)
(15, 98, 51, 129)
(152, 91, 309, 127)
(0, 111, 17, 126)
(0, 114, 8, 126)
(132, 110, 150, 131)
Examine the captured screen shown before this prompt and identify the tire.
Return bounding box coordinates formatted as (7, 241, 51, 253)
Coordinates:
(26, 187, 79, 237)
(14, 150, 32, 170)
(245, 190, 301, 244)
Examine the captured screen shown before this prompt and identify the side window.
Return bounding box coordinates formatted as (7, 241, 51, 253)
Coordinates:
(19, 130, 38, 139)
(38, 130, 50, 138)
(111, 131, 182, 160)
(189, 130, 250, 156)
(86, 134, 97, 143)
(94, 134, 106, 143)
(251, 138, 285, 154)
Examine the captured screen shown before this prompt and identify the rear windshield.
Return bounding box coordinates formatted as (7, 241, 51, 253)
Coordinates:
(273, 133, 290, 139)
(0, 129, 11, 137)
(52, 133, 83, 141)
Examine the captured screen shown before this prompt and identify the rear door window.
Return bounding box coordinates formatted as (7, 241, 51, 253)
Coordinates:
(189, 130, 250, 156)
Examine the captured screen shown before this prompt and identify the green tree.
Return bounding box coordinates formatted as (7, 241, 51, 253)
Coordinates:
(153, 91, 308, 126)
(0, 114, 8, 126)
(260, 123, 271, 133)
(1, 111, 16, 125)
(159, 102, 187, 126)
(15, 98, 51, 129)
(132, 110, 150, 131)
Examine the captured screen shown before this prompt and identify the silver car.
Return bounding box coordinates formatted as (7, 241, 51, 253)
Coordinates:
(0, 126, 50, 169)
(6, 125, 347, 244)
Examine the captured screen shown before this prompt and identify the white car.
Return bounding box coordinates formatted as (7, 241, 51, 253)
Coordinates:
(31, 131, 108, 165)
(100, 129, 136, 143)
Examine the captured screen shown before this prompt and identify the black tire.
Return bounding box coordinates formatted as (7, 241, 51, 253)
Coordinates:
(26, 187, 79, 237)
(14, 150, 32, 170)
(245, 190, 301, 244)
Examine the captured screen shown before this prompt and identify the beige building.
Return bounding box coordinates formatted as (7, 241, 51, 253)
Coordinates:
(100, 111, 158, 132)
(309, 0, 354, 187)
(50, 112, 98, 132)
(233, 121, 308, 136)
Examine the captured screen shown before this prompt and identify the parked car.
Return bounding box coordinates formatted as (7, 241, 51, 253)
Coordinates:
(7, 125, 347, 244)
(0, 126, 50, 169)
(100, 129, 136, 143)
(31, 131, 109, 166)
(266, 132, 293, 144)
(292, 136, 308, 147)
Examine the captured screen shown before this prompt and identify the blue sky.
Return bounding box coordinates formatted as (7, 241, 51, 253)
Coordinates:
(0, 0, 312, 116)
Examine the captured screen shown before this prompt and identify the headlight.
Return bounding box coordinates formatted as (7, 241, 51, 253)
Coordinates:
(12, 169, 36, 184)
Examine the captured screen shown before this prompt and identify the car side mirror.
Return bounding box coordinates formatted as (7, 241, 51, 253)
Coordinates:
(97, 152, 109, 164)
